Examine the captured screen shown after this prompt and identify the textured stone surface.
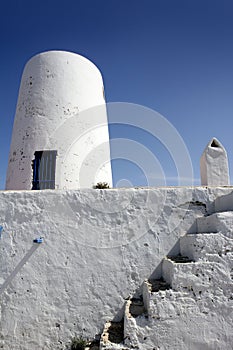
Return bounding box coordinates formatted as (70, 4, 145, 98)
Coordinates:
(200, 137, 230, 186)
(180, 233, 233, 261)
(197, 211, 233, 237)
(0, 186, 233, 349)
(6, 51, 112, 191)
(122, 234, 233, 350)
(214, 190, 233, 212)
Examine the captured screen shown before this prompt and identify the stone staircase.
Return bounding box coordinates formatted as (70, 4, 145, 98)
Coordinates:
(99, 209, 233, 350)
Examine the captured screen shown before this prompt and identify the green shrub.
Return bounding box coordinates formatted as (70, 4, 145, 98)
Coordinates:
(93, 182, 110, 189)
(70, 336, 87, 350)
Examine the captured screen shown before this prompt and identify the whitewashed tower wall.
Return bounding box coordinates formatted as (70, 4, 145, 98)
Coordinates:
(6, 51, 112, 190)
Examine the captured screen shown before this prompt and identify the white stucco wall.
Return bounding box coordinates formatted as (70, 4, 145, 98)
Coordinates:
(120, 230, 233, 350)
(0, 186, 232, 349)
(6, 51, 112, 191)
(200, 138, 230, 186)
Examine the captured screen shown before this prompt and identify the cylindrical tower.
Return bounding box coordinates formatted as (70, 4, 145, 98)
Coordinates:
(6, 51, 112, 190)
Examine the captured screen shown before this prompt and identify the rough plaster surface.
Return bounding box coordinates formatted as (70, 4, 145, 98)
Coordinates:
(6, 51, 112, 191)
(109, 234, 233, 350)
(200, 137, 230, 186)
(121, 231, 233, 350)
(0, 186, 233, 349)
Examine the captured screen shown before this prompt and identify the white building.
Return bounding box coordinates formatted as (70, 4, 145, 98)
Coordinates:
(1, 52, 233, 350)
(6, 51, 112, 190)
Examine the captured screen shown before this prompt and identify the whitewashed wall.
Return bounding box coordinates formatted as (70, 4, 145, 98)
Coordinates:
(6, 51, 112, 191)
(0, 186, 232, 349)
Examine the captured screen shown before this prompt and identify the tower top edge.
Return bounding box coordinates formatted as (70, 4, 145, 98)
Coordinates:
(24, 50, 103, 77)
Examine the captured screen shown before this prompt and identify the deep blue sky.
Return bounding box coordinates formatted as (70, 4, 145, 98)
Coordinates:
(1, 0, 233, 189)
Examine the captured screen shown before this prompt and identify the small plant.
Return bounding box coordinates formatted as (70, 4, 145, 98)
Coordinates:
(70, 336, 87, 350)
(93, 182, 110, 189)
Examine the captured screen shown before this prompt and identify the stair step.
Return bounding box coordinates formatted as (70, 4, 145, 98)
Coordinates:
(87, 339, 100, 349)
(129, 297, 145, 317)
(167, 254, 194, 263)
(149, 277, 171, 292)
(214, 191, 233, 212)
(180, 233, 233, 261)
(107, 321, 124, 344)
(148, 290, 198, 319)
(100, 320, 125, 349)
(162, 258, 217, 291)
(196, 212, 233, 236)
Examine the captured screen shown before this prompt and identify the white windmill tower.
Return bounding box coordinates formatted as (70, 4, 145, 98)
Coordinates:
(6, 51, 112, 190)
